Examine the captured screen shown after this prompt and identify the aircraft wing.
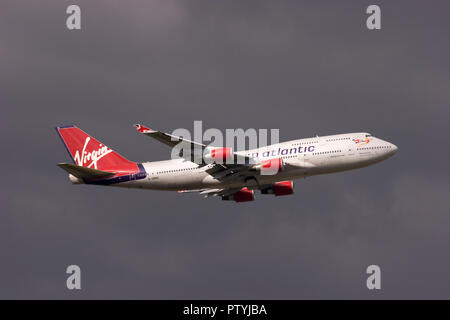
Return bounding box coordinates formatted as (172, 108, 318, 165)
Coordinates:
(134, 124, 205, 149)
(134, 123, 254, 168)
(178, 188, 242, 198)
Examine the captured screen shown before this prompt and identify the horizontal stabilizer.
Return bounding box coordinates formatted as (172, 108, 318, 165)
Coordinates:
(57, 163, 116, 180)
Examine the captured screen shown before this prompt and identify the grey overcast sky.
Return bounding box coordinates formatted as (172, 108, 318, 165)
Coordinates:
(1, 0, 450, 299)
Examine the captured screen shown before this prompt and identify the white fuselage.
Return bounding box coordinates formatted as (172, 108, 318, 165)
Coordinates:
(101, 132, 398, 191)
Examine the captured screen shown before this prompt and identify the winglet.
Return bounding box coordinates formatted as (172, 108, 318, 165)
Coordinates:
(134, 124, 153, 133)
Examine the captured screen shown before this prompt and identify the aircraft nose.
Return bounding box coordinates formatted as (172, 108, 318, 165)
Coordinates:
(390, 143, 398, 154)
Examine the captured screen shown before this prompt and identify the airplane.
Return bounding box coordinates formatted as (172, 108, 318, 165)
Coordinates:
(55, 124, 398, 202)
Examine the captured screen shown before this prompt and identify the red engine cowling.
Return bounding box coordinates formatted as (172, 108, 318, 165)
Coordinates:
(261, 181, 294, 196)
(205, 147, 233, 163)
(256, 158, 284, 175)
(222, 187, 255, 202)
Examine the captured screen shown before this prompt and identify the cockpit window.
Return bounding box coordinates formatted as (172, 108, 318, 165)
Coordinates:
(365, 134, 372, 137)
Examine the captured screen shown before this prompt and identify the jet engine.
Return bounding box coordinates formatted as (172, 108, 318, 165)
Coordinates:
(204, 147, 233, 163)
(261, 180, 294, 196)
(253, 158, 285, 175)
(222, 187, 255, 202)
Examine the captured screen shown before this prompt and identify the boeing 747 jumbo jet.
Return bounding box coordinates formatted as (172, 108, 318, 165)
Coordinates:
(55, 125, 398, 202)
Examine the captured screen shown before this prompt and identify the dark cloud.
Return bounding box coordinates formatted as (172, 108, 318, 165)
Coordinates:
(1, 0, 450, 298)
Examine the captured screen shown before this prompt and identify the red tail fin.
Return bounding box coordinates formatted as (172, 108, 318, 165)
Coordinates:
(56, 125, 138, 174)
